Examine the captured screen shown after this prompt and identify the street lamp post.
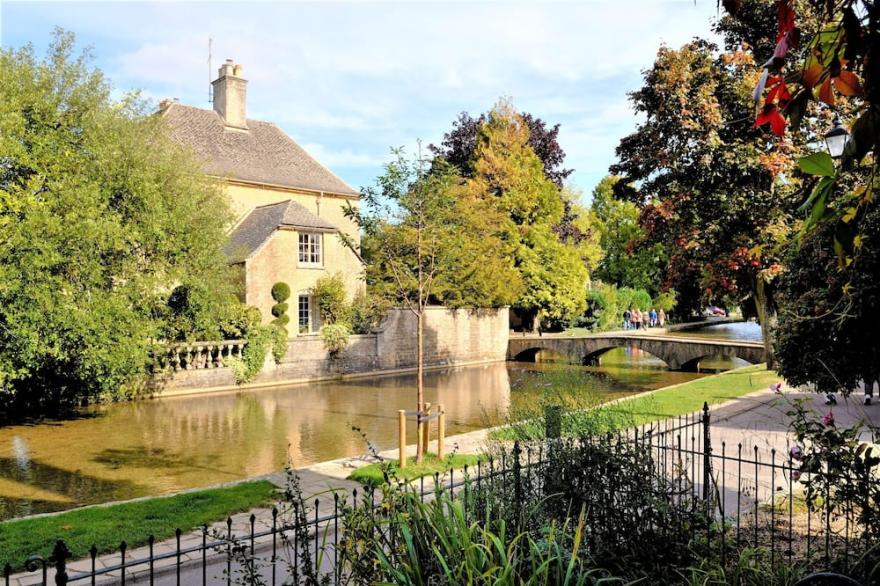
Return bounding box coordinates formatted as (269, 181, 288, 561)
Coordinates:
(824, 117, 850, 159)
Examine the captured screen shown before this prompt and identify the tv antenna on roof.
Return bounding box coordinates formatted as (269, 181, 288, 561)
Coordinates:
(208, 36, 213, 104)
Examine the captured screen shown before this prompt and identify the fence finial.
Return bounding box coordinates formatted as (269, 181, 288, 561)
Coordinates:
(52, 539, 71, 586)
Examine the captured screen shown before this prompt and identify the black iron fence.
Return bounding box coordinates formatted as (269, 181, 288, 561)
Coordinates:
(3, 405, 877, 584)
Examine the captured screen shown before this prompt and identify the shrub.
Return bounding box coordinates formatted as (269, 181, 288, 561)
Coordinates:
(633, 288, 652, 310)
(228, 321, 291, 383)
(321, 323, 351, 356)
(270, 324, 287, 364)
(349, 290, 389, 334)
(270, 282, 291, 333)
(616, 287, 638, 314)
(313, 273, 348, 325)
(228, 325, 273, 384)
(652, 290, 677, 313)
(574, 282, 620, 332)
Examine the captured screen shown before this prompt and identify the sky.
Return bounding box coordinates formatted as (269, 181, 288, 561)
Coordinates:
(0, 0, 721, 202)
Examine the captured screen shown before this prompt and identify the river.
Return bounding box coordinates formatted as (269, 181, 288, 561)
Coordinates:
(0, 321, 762, 520)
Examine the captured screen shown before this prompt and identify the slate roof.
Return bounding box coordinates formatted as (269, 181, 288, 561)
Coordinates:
(224, 199, 338, 262)
(161, 103, 359, 197)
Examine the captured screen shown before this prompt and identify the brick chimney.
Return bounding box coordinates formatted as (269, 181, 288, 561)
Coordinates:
(212, 59, 248, 129)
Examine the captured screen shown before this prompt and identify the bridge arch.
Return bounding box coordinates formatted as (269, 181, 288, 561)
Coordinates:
(679, 352, 758, 372)
(581, 343, 670, 367)
(510, 340, 673, 368)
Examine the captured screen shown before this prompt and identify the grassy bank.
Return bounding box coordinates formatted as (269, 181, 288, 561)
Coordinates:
(493, 364, 778, 440)
(349, 453, 483, 487)
(0, 480, 277, 572)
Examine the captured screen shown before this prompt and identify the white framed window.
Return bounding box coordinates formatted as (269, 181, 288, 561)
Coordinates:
(298, 232, 322, 265)
(298, 294, 311, 334)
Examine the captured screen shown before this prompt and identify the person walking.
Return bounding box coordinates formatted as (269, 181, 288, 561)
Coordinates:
(633, 308, 641, 330)
(623, 308, 631, 331)
(649, 308, 657, 328)
(658, 308, 666, 327)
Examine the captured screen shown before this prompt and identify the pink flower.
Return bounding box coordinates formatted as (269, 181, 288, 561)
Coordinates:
(770, 382, 783, 394)
(789, 445, 803, 461)
(822, 411, 835, 427)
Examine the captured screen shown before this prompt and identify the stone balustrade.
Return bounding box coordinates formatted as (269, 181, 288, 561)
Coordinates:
(162, 340, 246, 371)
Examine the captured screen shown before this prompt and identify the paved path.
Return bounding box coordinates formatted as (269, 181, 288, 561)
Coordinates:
(686, 383, 880, 515)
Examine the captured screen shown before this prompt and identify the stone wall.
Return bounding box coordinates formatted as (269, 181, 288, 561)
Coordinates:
(160, 307, 509, 395)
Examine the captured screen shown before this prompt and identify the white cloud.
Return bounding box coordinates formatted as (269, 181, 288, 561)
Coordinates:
(300, 142, 385, 169)
(5, 0, 721, 192)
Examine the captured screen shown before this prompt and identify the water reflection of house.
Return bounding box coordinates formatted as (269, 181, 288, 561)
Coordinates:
(161, 60, 363, 331)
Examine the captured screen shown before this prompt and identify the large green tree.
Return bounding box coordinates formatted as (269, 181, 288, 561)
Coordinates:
(350, 149, 521, 462)
(465, 102, 591, 330)
(0, 32, 234, 417)
(590, 176, 663, 295)
(610, 28, 815, 364)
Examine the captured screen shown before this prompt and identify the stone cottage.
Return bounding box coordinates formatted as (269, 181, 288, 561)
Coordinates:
(161, 60, 363, 333)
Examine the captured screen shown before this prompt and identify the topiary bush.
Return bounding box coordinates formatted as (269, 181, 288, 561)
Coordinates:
(270, 282, 290, 340)
(271, 282, 291, 304)
(270, 324, 288, 364)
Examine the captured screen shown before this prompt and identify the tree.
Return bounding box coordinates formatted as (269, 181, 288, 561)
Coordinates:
(430, 110, 573, 188)
(775, 201, 880, 395)
(430, 105, 599, 248)
(610, 31, 812, 365)
(465, 102, 590, 330)
(718, 1, 880, 391)
(590, 176, 663, 295)
(349, 149, 520, 462)
(723, 0, 876, 265)
(0, 32, 233, 417)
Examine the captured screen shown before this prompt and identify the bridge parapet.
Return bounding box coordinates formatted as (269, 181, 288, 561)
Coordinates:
(507, 334, 765, 371)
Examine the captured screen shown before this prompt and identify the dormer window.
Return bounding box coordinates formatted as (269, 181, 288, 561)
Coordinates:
(298, 232, 322, 265)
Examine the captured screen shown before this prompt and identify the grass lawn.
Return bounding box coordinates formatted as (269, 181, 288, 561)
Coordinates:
(348, 453, 483, 488)
(493, 364, 778, 440)
(0, 480, 277, 572)
(608, 363, 778, 425)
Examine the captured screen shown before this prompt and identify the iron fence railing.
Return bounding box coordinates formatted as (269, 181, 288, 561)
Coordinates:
(3, 405, 876, 585)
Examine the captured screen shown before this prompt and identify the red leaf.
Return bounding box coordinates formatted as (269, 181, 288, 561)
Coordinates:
(818, 77, 836, 105)
(755, 104, 787, 137)
(776, 0, 795, 40)
(769, 109, 787, 136)
(833, 70, 865, 96)
(766, 77, 791, 105)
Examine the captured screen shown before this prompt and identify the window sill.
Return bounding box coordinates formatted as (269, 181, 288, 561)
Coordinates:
(297, 264, 325, 270)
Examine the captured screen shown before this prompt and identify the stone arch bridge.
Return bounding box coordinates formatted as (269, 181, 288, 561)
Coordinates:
(508, 333, 765, 371)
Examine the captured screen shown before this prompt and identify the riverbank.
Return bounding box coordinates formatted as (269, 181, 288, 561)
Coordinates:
(0, 362, 775, 574)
